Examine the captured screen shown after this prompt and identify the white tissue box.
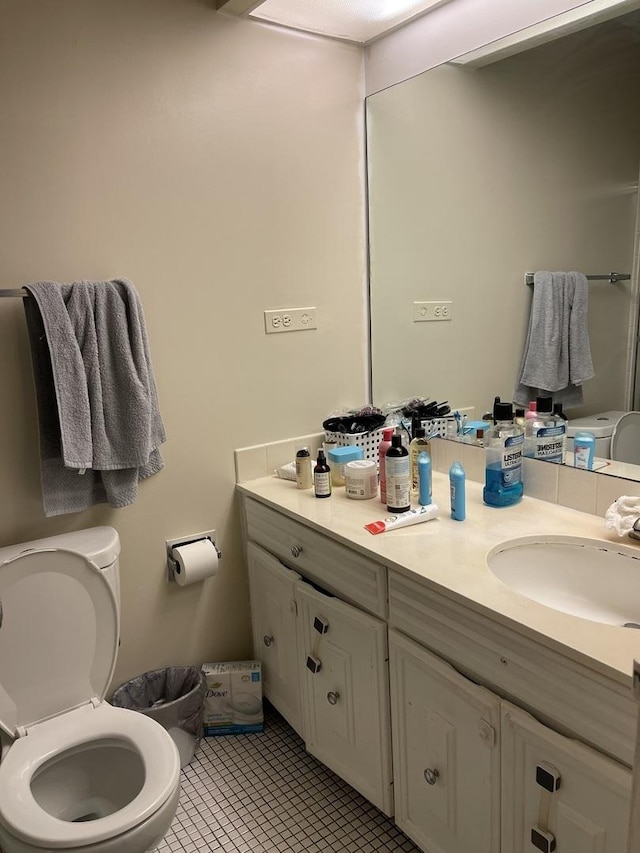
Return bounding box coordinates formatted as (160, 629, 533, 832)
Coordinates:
(202, 660, 263, 736)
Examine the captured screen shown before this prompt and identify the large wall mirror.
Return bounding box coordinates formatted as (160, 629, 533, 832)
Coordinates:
(367, 5, 640, 479)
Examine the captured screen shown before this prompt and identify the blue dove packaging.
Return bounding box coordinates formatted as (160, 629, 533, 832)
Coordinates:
(202, 661, 264, 736)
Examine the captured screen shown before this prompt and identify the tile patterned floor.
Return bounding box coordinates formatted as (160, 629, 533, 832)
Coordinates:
(154, 703, 420, 853)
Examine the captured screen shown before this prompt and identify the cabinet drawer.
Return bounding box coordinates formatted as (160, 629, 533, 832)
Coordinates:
(389, 570, 636, 766)
(244, 498, 387, 618)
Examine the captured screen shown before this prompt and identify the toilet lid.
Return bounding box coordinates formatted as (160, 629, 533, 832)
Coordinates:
(610, 411, 640, 464)
(0, 548, 118, 737)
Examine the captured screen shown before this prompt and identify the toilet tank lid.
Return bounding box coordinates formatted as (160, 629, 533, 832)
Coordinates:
(0, 526, 120, 569)
(566, 411, 627, 439)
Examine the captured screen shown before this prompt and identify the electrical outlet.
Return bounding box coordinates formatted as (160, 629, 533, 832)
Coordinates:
(264, 307, 318, 334)
(413, 301, 453, 322)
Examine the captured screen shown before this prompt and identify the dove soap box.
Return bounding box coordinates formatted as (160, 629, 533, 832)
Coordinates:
(202, 660, 263, 735)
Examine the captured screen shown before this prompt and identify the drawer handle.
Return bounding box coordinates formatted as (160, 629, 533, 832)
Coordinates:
(423, 768, 440, 786)
(531, 827, 556, 852)
(327, 691, 340, 705)
(263, 635, 274, 647)
(290, 545, 303, 558)
(306, 655, 322, 674)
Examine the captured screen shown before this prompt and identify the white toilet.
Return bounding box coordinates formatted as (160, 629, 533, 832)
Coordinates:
(0, 527, 181, 853)
(610, 411, 640, 465)
(566, 410, 626, 459)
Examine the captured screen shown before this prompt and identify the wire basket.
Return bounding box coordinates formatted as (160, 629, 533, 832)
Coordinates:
(324, 428, 386, 461)
(420, 417, 456, 438)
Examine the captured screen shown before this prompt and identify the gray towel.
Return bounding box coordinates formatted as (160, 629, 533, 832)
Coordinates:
(513, 271, 594, 408)
(24, 279, 166, 516)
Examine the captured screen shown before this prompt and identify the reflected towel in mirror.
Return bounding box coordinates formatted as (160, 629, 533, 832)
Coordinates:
(513, 271, 594, 408)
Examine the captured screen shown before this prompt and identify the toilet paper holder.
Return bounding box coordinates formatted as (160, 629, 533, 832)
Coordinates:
(165, 530, 221, 583)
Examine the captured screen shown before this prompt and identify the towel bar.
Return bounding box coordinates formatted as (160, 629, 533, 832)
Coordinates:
(524, 272, 630, 286)
(0, 288, 28, 298)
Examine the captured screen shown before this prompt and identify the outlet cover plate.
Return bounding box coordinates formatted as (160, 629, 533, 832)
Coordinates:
(265, 307, 318, 334)
(413, 301, 453, 322)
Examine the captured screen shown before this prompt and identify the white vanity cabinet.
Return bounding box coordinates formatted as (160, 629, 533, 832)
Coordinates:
(389, 568, 633, 853)
(389, 629, 501, 853)
(243, 496, 394, 816)
(240, 487, 636, 853)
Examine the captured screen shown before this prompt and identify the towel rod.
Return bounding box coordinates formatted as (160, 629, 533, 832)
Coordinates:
(0, 288, 28, 298)
(524, 271, 630, 286)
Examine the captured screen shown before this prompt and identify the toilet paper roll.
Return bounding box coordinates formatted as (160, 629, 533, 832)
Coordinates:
(172, 539, 219, 586)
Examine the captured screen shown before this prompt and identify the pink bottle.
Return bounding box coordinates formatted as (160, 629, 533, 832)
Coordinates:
(378, 427, 395, 505)
(525, 401, 537, 420)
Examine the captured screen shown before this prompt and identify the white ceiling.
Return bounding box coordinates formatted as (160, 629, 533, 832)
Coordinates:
(248, 0, 453, 44)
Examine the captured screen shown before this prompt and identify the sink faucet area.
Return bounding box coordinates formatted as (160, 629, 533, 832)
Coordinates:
(487, 535, 640, 628)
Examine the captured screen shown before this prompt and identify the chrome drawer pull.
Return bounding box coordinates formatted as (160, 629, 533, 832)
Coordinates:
(423, 768, 439, 786)
(263, 635, 274, 647)
(290, 545, 303, 558)
(327, 691, 340, 705)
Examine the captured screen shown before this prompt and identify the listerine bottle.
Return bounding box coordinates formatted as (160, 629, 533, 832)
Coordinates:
(524, 395, 565, 464)
(483, 398, 524, 507)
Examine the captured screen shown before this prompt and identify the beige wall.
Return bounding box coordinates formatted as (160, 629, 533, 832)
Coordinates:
(0, 0, 367, 686)
(369, 17, 640, 417)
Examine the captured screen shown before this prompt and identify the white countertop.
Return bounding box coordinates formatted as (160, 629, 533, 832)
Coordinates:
(239, 472, 640, 688)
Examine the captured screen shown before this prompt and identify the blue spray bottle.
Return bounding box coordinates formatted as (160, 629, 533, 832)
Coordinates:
(417, 451, 432, 506)
(449, 461, 466, 521)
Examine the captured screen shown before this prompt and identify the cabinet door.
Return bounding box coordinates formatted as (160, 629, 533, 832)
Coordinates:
(389, 629, 501, 853)
(501, 702, 631, 853)
(247, 542, 303, 737)
(297, 580, 393, 816)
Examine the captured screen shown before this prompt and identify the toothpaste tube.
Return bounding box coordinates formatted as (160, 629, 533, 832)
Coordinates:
(365, 503, 440, 534)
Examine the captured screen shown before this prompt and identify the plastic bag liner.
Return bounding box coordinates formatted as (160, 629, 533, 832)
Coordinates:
(110, 666, 206, 768)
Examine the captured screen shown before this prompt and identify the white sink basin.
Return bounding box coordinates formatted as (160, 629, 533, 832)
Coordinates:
(487, 535, 640, 627)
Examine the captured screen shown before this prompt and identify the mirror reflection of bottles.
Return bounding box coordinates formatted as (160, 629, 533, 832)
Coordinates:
(483, 399, 524, 507)
(573, 431, 595, 470)
(524, 396, 566, 464)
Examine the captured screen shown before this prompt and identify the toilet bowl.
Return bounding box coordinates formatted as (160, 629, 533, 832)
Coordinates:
(566, 410, 626, 459)
(611, 411, 640, 464)
(0, 528, 181, 853)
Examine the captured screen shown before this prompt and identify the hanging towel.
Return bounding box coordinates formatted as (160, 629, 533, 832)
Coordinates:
(24, 279, 166, 516)
(513, 271, 594, 408)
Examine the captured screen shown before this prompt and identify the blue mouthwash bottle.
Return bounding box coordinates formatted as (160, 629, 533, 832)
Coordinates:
(483, 398, 524, 507)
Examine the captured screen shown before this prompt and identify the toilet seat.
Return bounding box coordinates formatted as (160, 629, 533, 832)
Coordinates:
(610, 411, 640, 464)
(0, 548, 119, 736)
(0, 702, 180, 848)
(0, 543, 180, 850)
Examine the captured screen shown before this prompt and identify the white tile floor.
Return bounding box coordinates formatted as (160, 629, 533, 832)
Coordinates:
(154, 703, 420, 853)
